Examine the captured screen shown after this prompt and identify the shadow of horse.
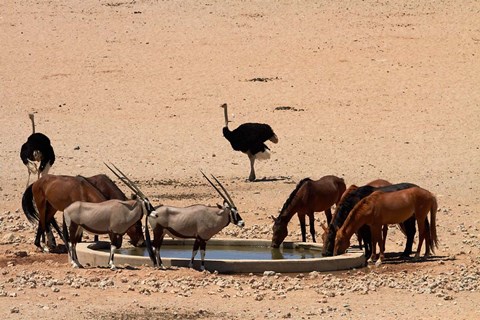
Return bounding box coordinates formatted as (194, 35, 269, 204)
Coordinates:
(377, 252, 453, 265)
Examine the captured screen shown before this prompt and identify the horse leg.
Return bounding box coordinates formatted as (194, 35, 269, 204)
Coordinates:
(381, 224, 388, 254)
(356, 232, 363, 249)
(401, 216, 416, 257)
(357, 225, 372, 261)
(308, 212, 316, 243)
(34, 197, 48, 251)
(46, 223, 56, 249)
(34, 222, 45, 252)
(324, 208, 332, 225)
(43, 203, 57, 250)
(298, 213, 307, 242)
(414, 215, 426, 260)
(371, 225, 384, 266)
(248, 153, 256, 182)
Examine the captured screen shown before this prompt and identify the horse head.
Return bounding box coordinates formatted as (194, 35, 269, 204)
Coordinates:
(271, 215, 288, 248)
(333, 230, 350, 255)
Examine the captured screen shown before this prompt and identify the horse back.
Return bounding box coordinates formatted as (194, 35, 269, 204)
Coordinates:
(371, 187, 429, 224)
(35, 175, 107, 211)
(309, 175, 346, 209)
(84, 174, 127, 200)
(366, 179, 391, 188)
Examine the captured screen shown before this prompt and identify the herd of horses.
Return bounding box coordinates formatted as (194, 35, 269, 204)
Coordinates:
(20, 164, 438, 270)
(270, 176, 438, 266)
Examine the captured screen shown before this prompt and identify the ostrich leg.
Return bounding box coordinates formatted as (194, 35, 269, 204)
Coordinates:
(247, 153, 256, 181)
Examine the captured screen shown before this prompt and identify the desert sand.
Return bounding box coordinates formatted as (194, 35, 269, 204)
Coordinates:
(1, 0, 479, 319)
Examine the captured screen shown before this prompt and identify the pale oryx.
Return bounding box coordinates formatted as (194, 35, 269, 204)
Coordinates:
(63, 198, 156, 270)
(146, 172, 245, 271)
(62, 163, 159, 270)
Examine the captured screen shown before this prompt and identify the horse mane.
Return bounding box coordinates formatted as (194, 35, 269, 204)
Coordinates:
(331, 185, 376, 229)
(75, 175, 108, 200)
(276, 177, 312, 221)
(324, 184, 376, 255)
(78, 174, 128, 200)
(338, 191, 380, 238)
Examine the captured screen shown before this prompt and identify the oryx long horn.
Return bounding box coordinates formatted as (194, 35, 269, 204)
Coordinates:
(104, 162, 147, 199)
(200, 170, 230, 205)
(110, 163, 148, 198)
(104, 162, 140, 196)
(210, 174, 236, 208)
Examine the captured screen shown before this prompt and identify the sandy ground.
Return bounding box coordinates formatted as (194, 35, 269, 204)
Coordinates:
(1, 0, 479, 319)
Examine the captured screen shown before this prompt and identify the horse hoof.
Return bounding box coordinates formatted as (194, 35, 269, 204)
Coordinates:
(110, 266, 117, 271)
(375, 260, 383, 267)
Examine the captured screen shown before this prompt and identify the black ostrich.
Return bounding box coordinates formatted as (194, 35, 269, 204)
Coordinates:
(221, 103, 278, 181)
(20, 113, 55, 185)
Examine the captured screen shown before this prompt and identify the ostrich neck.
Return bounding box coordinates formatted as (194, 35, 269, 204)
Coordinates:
(223, 106, 229, 127)
(30, 113, 35, 134)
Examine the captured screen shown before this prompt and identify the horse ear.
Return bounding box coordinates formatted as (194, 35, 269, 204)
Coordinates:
(217, 203, 222, 209)
(270, 215, 277, 222)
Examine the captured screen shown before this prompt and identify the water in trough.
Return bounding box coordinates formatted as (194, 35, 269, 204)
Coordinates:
(107, 244, 323, 260)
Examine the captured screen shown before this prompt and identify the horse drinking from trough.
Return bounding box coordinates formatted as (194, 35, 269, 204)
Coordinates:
(270, 175, 346, 248)
(141, 171, 245, 271)
(321, 180, 418, 259)
(22, 174, 145, 251)
(334, 186, 438, 266)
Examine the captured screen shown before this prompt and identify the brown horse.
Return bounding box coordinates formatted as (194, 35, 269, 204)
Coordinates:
(22, 174, 145, 251)
(346, 179, 392, 250)
(321, 181, 418, 258)
(271, 175, 346, 248)
(334, 187, 438, 265)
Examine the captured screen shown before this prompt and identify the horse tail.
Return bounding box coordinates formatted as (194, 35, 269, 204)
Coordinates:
(22, 184, 39, 224)
(429, 195, 439, 252)
(144, 213, 156, 266)
(278, 178, 312, 217)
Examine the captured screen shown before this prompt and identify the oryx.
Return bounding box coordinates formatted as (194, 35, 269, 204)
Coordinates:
(63, 164, 158, 270)
(146, 171, 245, 271)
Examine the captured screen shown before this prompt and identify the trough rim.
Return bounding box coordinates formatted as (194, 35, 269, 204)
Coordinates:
(75, 238, 365, 274)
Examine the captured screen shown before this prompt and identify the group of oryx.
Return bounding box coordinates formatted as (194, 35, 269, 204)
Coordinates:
(25, 164, 245, 271)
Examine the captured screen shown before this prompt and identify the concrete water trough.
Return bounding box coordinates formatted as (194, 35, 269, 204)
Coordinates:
(75, 238, 365, 274)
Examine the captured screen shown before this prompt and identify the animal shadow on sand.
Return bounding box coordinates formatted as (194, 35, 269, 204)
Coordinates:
(42, 244, 68, 254)
(250, 176, 292, 183)
(372, 251, 453, 265)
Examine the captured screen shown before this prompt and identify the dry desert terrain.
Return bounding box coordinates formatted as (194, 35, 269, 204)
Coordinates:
(1, 0, 479, 319)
